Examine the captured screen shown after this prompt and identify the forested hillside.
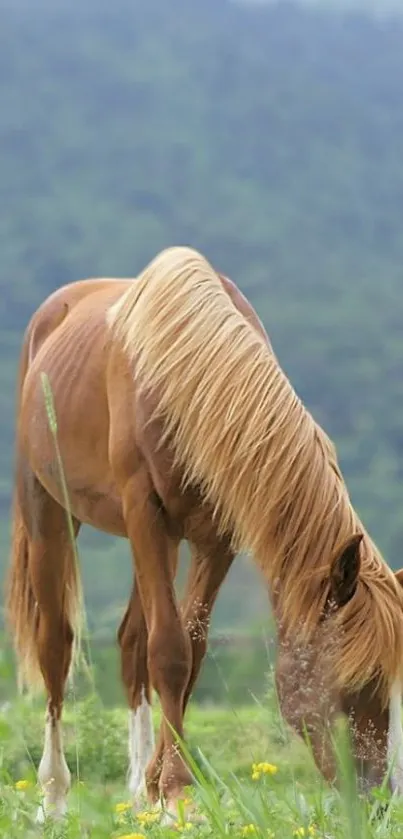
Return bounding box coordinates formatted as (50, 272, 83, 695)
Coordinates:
(1, 0, 403, 636)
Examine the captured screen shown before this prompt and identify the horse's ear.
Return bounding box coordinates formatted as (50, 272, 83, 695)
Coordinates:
(329, 533, 363, 608)
(395, 569, 403, 588)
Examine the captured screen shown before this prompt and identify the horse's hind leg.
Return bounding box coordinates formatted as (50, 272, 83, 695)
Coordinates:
(118, 582, 156, 807)
(21, 473, 81, 822)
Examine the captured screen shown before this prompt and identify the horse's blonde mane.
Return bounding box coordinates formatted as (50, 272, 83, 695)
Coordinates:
(108, 246, 403, 704)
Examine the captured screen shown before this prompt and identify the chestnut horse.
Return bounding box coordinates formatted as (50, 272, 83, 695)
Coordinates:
(6, 245, 403, 823)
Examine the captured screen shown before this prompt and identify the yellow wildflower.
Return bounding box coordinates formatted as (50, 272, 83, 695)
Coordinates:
(15, 779, 32, 791)
(251, 762, 278, 780)
(136, 811, 160, 825)
(242, 825, 257, 836)
(115, 801, 132, 815)
(116, 834, 145, 839)
(293, 827, 315, 837)
(175, 822, 193, 832)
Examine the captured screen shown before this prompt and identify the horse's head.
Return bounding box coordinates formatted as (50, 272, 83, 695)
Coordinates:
(275, 533, 403, 797)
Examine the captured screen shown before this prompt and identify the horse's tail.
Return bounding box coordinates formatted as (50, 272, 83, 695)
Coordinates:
(7, 491, 85, 694)
(6, 328, 41, 691)
(6, 492, 42, 692)
(6, 312, 84, 693)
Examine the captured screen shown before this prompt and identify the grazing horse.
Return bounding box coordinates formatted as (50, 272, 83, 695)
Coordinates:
(6, 246, 403, 823)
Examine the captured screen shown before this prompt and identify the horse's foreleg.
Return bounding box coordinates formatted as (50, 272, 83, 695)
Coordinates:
(120, 469, 192, 816)
(145, 541, 235, 812)
(180, 542, 234, 714)
(118, 583, 155, 807)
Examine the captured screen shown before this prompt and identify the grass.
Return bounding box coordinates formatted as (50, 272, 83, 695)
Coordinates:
(2, 688, 403, 838)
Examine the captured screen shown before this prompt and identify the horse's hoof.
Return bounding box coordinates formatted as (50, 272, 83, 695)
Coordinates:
(129, 782, 148, 813)
(35, 805, 45, 825)
(35, 797, 67, 823)
(159, 796, 207, 829)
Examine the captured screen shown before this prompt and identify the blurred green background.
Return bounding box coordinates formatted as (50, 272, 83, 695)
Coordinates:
(2, 0, 403, 704)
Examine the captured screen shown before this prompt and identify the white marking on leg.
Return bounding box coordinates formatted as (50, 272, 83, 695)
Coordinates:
(36, 712, 71, 822)
(128, 686, 155, 807)
(388, 682, 403, 794)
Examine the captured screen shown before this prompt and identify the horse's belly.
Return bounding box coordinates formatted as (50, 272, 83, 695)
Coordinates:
(69, 483, 126, 536)
(30, 455, 127, 537)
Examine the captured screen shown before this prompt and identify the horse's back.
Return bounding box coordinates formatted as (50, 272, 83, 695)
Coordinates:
(25, 278, 132, 366)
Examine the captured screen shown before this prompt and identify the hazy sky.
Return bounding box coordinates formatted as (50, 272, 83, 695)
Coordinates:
(237, 0, 402, 16)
